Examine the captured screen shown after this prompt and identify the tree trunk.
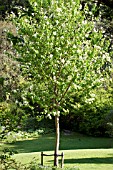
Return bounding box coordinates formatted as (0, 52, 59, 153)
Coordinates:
(54, 115, 60, 167)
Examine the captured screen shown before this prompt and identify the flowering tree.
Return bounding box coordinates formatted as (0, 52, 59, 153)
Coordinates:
(8, 0, 111, 166)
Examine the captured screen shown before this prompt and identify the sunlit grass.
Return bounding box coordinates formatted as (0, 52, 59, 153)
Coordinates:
(1, 132, 113, 170)
(1, 132, 113, 153)
(12, 149, 113, 170)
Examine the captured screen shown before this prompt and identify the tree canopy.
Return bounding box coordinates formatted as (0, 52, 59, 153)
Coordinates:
(8, 0, 111, 112)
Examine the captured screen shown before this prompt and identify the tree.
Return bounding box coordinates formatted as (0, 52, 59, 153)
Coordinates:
(0, 0, 31, 18)
(81, 0, 113, 9)
(8, 0, 111, 166)
(98, 0, 113, 8)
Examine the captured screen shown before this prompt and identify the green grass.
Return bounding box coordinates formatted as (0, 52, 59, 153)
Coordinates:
(12, 149, 113, 170)
(1, 132, 113, 153)
(0, 132, 113, 170)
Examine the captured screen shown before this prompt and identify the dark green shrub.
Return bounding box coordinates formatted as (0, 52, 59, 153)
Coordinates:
(0, 102, 26, 132)
(105, 110, 113, 137)
(22, 116, 38, 131)
(0, 148, 25, 170)
(60, 98, 113, 137)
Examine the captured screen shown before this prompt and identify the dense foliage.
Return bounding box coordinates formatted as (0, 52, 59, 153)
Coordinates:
(0, 0, 113, 140)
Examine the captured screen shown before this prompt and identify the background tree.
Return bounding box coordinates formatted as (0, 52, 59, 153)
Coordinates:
(8, 0, 111, 166)
(0, 0, 31, 19)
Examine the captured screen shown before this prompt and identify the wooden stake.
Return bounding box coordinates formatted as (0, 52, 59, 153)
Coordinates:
(41, 152, 43, 166)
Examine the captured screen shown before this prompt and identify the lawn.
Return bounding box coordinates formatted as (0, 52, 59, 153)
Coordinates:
(0, 132, 113, 170)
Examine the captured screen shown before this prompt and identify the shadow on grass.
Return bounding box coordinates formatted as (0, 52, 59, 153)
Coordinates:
(8, 135, 55, 153)
(3, 133, 113, 154)
(64, 157, 113, 164)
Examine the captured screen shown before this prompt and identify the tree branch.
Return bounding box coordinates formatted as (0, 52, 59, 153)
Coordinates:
(59, 77, 74, 104)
